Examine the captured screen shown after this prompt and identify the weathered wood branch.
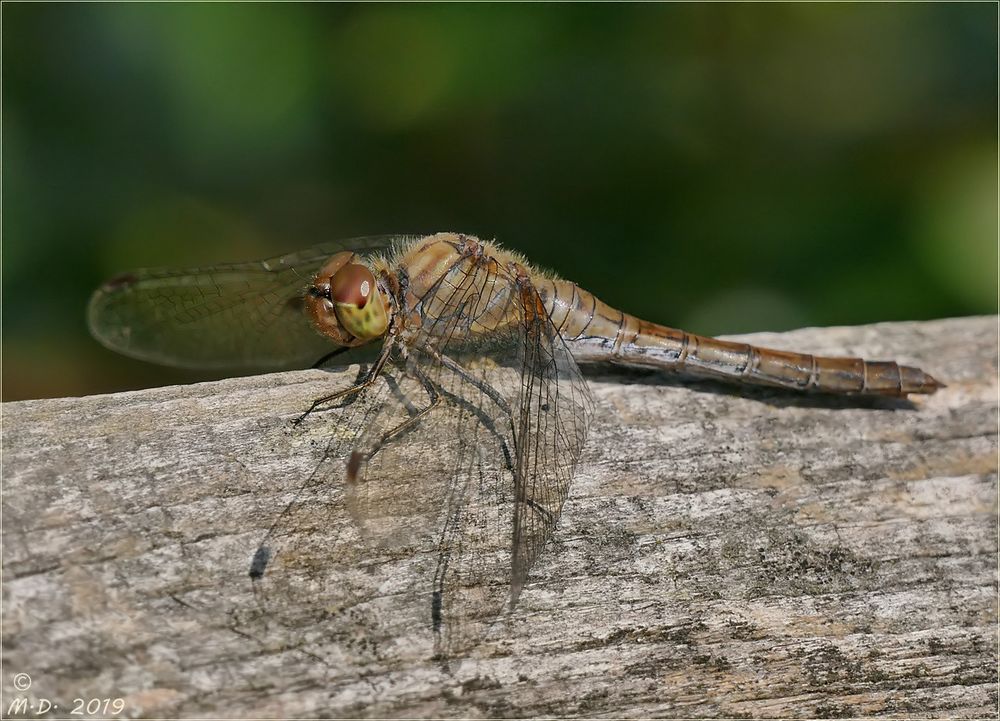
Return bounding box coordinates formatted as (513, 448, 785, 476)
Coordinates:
(2, 316, 997, 718)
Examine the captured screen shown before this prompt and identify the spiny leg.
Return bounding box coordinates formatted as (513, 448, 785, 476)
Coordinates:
(346, 366, 444, 482)
(294, 340, 394, 426)
(424, 347, 513, 416)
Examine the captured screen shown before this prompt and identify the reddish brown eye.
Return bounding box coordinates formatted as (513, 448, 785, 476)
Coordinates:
(330, 263, 375, 308)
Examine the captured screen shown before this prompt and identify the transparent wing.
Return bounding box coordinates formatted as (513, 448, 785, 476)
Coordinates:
(340, 353, 521, 659)
(87, 236, 401, 369)
(408, 255, 593, 656)
(240, 246, 593, 662)
(241, 360, 490, 663)
(240, 367, 429, 662)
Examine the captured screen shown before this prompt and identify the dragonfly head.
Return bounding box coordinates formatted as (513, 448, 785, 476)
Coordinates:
(306, 251, 390, 346)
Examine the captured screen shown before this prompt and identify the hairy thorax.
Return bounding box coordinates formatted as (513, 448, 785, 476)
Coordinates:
(381, 233, 549, 345)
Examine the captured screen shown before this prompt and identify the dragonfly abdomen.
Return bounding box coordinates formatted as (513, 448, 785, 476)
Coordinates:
(541, 280, 942, 397)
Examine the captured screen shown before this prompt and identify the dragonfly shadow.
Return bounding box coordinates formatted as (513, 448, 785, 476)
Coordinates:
(580, 365, 918, 412)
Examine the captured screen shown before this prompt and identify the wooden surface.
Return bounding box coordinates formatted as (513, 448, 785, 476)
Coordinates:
(3, 316, 997, 718)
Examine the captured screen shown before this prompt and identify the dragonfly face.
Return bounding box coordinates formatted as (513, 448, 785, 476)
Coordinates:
(305, 251, 391, 347)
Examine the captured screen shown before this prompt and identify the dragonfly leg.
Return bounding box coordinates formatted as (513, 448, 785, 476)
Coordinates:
(376, 368, 443, 445)
(423, 348, 513, 416)
(419, 346, 517, 473)
(347, 366, 443, 482)
(414, 348, 517, 472)
(293, 341, 393, 426)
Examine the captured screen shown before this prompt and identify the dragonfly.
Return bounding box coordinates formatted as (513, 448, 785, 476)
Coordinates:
(88, 232, 942, 659)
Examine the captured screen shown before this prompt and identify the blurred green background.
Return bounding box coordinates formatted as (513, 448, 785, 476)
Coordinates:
(3, 3, 996, 401)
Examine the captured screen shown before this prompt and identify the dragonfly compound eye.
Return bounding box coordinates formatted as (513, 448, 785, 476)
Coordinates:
(330, 263, 389, 342)
(305, 252, 386, 346)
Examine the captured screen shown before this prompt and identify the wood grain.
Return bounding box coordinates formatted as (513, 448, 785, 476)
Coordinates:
(3, 316, 996, 718)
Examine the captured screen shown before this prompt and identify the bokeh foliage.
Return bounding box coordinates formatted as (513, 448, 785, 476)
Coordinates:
(3, 3, 996, 400)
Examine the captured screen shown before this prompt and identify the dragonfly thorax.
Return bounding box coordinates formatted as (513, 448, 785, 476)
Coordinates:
(305, 251, 391, 346)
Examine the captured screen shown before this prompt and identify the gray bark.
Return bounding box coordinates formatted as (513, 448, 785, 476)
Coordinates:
(2, 316, 996, 718)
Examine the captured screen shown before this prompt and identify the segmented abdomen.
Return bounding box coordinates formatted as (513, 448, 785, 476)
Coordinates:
(539, 279, 941, 396)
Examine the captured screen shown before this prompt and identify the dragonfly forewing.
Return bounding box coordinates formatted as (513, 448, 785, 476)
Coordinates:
(87, 237, 398, 369)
